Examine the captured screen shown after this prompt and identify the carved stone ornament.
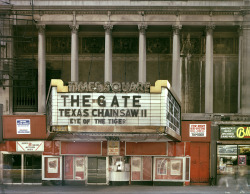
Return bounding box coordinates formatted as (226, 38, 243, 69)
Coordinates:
(104, 24, 113, 34)
(206, 25, 215, 34)
(138, 23, 147, 35)
(172, 25, 182, 35)
(36, 25, 45, 33)
(69, 24, 79, 33)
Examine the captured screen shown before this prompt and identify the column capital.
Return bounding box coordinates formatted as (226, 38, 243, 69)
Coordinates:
(206, 25, 215, 33)
(172, 25, 182, 35)
(69, 24, 79, 33)
(138, 23, 147, 35)
(36, 24, 45, 33)
(104, 24, 113, 34)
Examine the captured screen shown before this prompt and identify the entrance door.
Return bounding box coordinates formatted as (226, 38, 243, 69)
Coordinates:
(88, 157, 106, 184)
(190, 143, 210, 185)
(3, 154, 42, 184)
(24, 154, 42, 183)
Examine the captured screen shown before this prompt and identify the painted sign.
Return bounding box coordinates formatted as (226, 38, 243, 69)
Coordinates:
(189, 124, 206, 137)
(48, 86, 181, 135)
(16, 141, 44, 152)
(16, 119, 31, 134)
(220, 126, 250, 139)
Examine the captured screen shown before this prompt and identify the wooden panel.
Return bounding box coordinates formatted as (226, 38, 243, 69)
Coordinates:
(61, 142, 101, 155)
(120, 141, 125, 156)
(181, 121, 211, 142)
(185, 142, 191, 156)
(168, 142, 176, 157)
(102, 141, 107, 156)
(190, 143, 210, 184)
(126, 142, 167, 155)
(143, 156, 152, 180)
(44, 141, 60, 155)
(176, 142, 184, 156)
(3, 115, 47, 139)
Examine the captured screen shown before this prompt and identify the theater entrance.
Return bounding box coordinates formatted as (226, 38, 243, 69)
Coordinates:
(87, 157, 106, 184)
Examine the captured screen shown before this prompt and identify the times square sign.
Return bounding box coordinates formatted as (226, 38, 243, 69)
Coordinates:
(47, 80, 181, 135)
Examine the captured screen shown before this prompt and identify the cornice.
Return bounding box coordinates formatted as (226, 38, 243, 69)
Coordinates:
(12, 7, 248, 16)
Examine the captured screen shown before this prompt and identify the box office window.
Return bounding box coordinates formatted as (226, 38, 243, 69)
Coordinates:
(217, 145, 250, 175)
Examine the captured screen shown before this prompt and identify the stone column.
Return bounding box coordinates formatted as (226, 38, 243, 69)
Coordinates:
(70, 24, 79, 82)
(238, 27, 243, 113)
(205, 25, 215, 114)
(172, 25, 182, 100)
(37, 25, 46, 114)
(241, 23, 250, 113)
(138, 23, 147, 83)
(104, 24, 113, 82)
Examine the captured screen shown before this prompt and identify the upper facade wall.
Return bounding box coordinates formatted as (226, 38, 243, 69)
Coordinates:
(8, 0, 246, 7)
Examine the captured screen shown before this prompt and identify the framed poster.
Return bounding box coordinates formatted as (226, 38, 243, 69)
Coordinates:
(108, 141, 120, 156)
(238, 155, 247, 166)
(48, 158, 58, 173)
(170, 159, 181, 176)
(156, 158, 167, 175)
(75, 157, 85, 172)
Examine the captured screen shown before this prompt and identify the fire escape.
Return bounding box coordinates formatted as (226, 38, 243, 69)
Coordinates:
(0, 0, 37, 112)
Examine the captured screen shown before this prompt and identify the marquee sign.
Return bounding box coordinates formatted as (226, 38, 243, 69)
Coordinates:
(220, 126, 250, 139)
(47, 80, 181, 135)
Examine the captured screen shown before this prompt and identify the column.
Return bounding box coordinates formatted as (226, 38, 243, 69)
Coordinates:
(104, 24, 113, 82)
(205, 25, 215, 114)
(138, 23, 147, 83)
(70, 24, 79, 82)
(241, 23, 250, 113)
(172, 25, 182, 100)
(37, 25, 46, 114)
(238, 27, 243, 113)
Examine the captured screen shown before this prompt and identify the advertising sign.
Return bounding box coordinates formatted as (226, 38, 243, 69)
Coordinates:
(48, 85, 181, 135)
(189, 124, 206, 137)
(108, 141, 120, 156)
(16, 119, 31, 134)
(16, 141, 44, 152)
(220, 126, 250, 139)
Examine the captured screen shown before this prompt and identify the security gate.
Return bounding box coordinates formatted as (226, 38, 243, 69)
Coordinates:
(87, 157, 106, 184)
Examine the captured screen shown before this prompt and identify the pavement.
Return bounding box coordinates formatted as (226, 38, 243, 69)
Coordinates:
(0, 185, 249, 194)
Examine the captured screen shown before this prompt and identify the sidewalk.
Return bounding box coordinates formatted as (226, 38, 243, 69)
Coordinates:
(0, 185, 249, 194)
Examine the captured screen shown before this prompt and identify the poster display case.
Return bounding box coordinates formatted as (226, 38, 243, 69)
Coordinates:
(153, 157, 190, 182)
(42, 155, 62, 180)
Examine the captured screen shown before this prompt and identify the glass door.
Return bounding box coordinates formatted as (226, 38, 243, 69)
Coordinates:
(3, 154, 21, 183)
(24, 154, 42, 183)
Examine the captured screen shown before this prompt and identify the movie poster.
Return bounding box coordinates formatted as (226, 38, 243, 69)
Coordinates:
(48, 158, 58, 173)
(170, 160, 181, 176)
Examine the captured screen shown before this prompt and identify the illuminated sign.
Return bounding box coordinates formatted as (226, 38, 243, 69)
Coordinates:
(220, 126, 250, 139)
(47, 80, 181, 135)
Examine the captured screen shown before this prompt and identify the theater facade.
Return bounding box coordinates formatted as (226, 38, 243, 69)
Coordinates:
(1, 0, 250, 187)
